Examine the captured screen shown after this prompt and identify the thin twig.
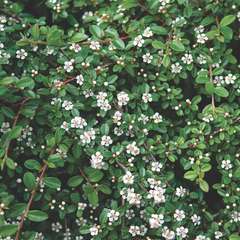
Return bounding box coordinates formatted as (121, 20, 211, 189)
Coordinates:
(79, 168, 95, 188)
(1, 98, 29, 169)
(15, 148, 55, 240)
(209, 65, 215, 112)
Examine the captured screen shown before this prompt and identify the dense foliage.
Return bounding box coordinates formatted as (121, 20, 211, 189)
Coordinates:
(0, 0, 240, 239)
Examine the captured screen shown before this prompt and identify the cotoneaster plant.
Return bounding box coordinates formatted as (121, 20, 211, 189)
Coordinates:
(0, 0, 240, 240)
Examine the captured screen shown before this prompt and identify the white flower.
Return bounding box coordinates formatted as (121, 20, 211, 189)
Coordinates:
(194, 25, 204, 34)
(133, 35, 144, 47)
(69, 43, 81, 52)
(90, 40, 100, 50)
(159, 0, 170, 6)
(181, 53, 193, 65)
(129, 226, 140, 236)
(82, 11, 93, 20)
(107, 209, 120, 224)
(122, 171, 134, 185)
(113, 111, 122, 123)
(89, 224, 100, 236)
(151, 161, 163, 172)
(151, 112, 163, 123)
(231, 211, 240, 222)
(16, 49, 28, 60)
(117, 91, 129, 106)
(142, 93, 152, 103)
(197, 33, 208, 44)
(171, 63, 182, 73)
(142, 52, 153, 64)
(96, 92, 111, 111)
(149, 214, 164, 228)
(175, 186, 187, 197)
(62, 100, 73, 110)
(174, 209, 185, 221)
(191, 214, 201, 225)
(51, 222, 62, 232)
(0, 16, 7, 24)
(121, 188, 142, 205)
(61, 121, 69, 131)
(101, 135, 113, 146)
(80, 129, 96, 144)
(0, 24, 4, 32)
(176, 226, 188, 238)
(71, 116, 87, 129)
(147, 186, 166, 204)
(172, 16, 186, 26)
(64, 59, 74, 72)
(221, 159, 232, 170)
(126, 142, 140, 156)
(90, 152, 104, 169)
(225, 73, 236, 84)
(0, 122, 10, 133)
(197, 54, 207, 65)
(215, 231, 223, 239)
(76, 75, 84, 85)
(162, 227, 175, 240)
(143, 27, 153, 38)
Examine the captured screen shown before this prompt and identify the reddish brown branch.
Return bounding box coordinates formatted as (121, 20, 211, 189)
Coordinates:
(1, 98, 30, 169)
(15, 149, 54, 240)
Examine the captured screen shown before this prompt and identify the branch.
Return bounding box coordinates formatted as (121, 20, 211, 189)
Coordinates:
(15, 148, 55, 240)
(1, 98, 29, 169)
(209, 65, 215, 112)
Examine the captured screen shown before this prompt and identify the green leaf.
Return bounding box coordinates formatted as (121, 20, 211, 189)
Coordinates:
(0, 76, 18, 85)
(44, 177, 61, 189)
(100, 123, 109, 135)
(6, 157, 15, 170)
(23, 172, 36, 190)
(70, 32, 88, 42)
(233, 168, 240, 179)
(220, 15, 236, 27)
(16, 39, 30, 46)
(162, 55, 170, 67)
(214, 86, 229, 97)
(99, 208, 108, 224)
(89, 25, 103, 38)
(7, 203, 26, 218)
(122, 0, 138, 9)
(67, 175, 83, 187)
(24, 159, 41, 171)
(152, 40, 165, 49)
(98, 184, 112, 195)
(151, 25, 167, 35)
(84, 184, 99, 207)
(47, 154, 63, 168)
(221, 26, 233, 41)
(112, 38, 125, 49)
(16, 77, 35, 89)
(170, 40, 185, 52)
(201, 163, 212, 172)
(85, 168, 104, 182)
(229, 234, 240, 240)
(7, 126, 23, 140)
(0, 224, 18, 237)
(199, 179, 209, 192)
(205, 82, 215, 94)
(196, 75, 209, 84)
(47, 27, 63, 46)
(184, 170, 197, 181)
(28, 210, 48, 222)
(31, 24, 40, 40)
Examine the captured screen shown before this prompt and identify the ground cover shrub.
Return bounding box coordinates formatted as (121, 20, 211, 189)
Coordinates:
(0, 0, 240, 239)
